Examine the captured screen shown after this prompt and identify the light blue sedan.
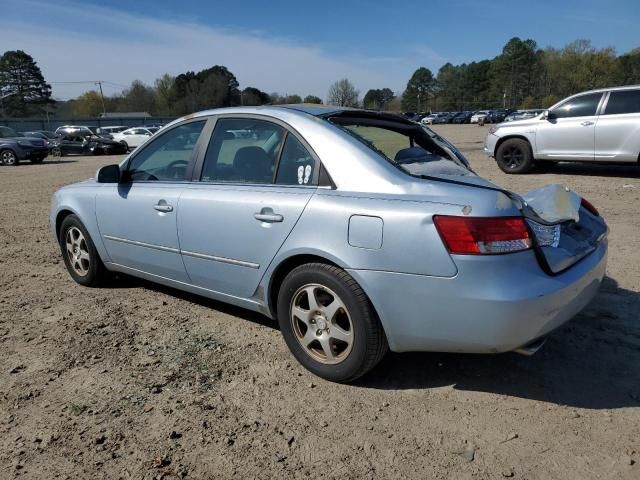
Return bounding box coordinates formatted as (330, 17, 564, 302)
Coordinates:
(50, 105, 608, 382)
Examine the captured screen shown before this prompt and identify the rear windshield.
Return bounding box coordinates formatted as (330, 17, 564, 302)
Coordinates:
(326, 113, 473, 178)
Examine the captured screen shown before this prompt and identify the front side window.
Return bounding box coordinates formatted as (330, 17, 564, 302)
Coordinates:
(604, 89, 640, 115)
(551, 93, 602, 119)
(125, 120, 205, 182)
(201, 118, 283, 184)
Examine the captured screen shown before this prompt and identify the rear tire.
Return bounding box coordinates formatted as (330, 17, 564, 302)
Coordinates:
(277, 263, 388, 383)
(496, 138, 533, 174)
(120, 141, 129, 152)
(59, 214, 109, 287)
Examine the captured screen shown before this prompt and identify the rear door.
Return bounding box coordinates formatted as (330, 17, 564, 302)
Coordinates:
(95, 119, 208, 281)
(178, 116, 317, 298)
(535, 92, 603, 161)
(594, 89, 640, 162)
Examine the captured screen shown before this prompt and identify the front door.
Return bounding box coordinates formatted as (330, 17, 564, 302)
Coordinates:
(535, 92, 603, 161)
(178, 117, 317, 298)
(95, 119, 207, 281)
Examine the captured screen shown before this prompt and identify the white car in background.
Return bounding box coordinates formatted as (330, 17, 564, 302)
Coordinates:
(470, 111, 490, 124)
(111, 127, 155, 151)
(97, 126, 129, 136)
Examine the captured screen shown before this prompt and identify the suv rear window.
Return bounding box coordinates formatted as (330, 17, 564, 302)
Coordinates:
(604, 89, 640, 115)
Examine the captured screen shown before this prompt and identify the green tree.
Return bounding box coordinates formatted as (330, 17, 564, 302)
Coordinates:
(327, 78, 359, 107)
(154, 74, 175, 115)
(121, 80, 156, 113)
(170, 65, 241, 114)
(72, 90, 104, 117)
(490, 38, 541, 108)
(241, 87, 270, 105)
(303, 95, 322, 104)
(401, 67, 436, 112)
(619, 48, 640, 84)
(363, 88, 395, 110)
(0, 50, 53, 117)
(540, 94, 560, 108)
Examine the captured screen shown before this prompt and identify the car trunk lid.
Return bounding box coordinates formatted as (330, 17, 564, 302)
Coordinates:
(519, 184, 607, 274)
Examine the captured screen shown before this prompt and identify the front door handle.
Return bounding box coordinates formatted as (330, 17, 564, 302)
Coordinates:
(154, 200, 174, 213)
(581, 121, 594, 126)
(254, 207, 283, 223)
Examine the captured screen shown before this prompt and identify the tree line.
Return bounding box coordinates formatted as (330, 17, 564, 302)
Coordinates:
(402, 38, 640, 112)
(1, 37, 639, 118)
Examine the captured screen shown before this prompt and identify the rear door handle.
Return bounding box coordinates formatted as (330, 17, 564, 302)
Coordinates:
(581, 121, 594, 126)
(154, 200, 174, 213)
(254, 207, 283, 223)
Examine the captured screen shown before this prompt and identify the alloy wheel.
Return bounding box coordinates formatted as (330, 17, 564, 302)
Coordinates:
(65, 226, 90, 276)
(290, 284, 354, 365)
(1, 150, 17, 165)
(502, 145, 524, 169)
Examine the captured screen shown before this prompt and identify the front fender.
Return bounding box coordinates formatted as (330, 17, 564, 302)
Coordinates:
(50, 185, 111, 263)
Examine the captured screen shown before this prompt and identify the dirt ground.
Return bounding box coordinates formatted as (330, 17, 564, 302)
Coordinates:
(1, 124, 639, 480)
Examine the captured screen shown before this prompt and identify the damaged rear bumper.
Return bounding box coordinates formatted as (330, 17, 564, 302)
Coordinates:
(347, 239, 607, 353)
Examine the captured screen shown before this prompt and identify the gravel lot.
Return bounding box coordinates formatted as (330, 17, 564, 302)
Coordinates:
(1, 124, 639, 479)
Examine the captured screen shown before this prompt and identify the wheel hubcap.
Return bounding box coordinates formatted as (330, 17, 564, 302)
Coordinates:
(502, 146, 524, 169)
(65, 227, 90, 276)
(2, 151, 16, 165)
(290, 284, 353, 365)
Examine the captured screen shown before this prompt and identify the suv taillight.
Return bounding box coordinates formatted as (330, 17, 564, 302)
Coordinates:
(433, 216, 532, 255)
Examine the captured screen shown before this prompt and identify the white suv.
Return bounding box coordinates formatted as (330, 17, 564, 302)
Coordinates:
(484, 85, 640, 173)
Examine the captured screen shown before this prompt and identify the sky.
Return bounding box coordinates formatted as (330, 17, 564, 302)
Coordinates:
(1, 0, 638, 100)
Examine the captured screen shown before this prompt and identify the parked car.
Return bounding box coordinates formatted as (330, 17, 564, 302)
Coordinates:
(485, 85, 640, 173)
(97, 126, 129, 136)
(111, 127, 156, 151)
(49, 133, 128, 157)
(55, 125, 95, 137)
(21, 130, 57, 141)
(470, 111, 490, 124)
(20, 130, 57, 147)
(432, 112, 456, 124)
(0, 126, 49, 165)
(51, 105, 608, 382)
(451, 112, 473, 124)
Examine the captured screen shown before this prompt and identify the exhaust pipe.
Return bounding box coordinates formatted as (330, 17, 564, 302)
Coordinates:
(514, 337, 547, 356)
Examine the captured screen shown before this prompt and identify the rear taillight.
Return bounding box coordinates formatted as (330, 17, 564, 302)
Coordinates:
(580, 198, 599, 216)
(433, 216, 532, 255)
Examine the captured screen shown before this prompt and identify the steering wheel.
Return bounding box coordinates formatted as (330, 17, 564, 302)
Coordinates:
(166, 160, 188, 179)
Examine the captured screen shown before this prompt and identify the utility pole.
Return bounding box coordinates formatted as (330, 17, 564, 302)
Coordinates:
(95, 80, 106, 116)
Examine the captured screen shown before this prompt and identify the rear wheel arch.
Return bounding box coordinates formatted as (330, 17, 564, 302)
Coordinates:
(268, 254, 342, 317)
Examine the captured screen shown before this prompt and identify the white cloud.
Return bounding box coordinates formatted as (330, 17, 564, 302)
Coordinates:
(0, 0, 443, 100)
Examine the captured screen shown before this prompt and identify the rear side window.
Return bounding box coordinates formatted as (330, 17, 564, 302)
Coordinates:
(275, 135, 315, 185)
(551, 93, 602, 119)
(604, 90, 640, 115)
(201, 118, 283, 184)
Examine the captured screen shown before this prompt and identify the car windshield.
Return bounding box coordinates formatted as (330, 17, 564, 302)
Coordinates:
(327, 113, 473, 178)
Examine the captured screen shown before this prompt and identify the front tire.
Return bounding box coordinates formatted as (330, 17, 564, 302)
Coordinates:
(120, 141, 129, 152)
(277, 263, 388, 382)
(496, 138, 533, 174)
(1, 149, 19, 166)
(59, 214, 109, 287)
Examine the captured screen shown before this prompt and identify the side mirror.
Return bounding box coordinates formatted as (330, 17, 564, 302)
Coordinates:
(540, 110, 548, 120)
(97, 164, 120, 183)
